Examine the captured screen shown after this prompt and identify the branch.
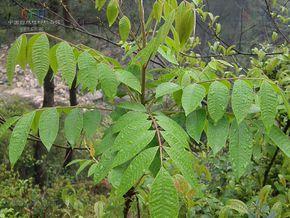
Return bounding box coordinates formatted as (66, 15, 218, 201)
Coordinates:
(264, 0, 289, 43)
(11, 0, 166, 68)
(149, 114, 163, 163)
(181, 51, 283, 59)
(0, 116, 87, 151)
(183, 12, 284, 60)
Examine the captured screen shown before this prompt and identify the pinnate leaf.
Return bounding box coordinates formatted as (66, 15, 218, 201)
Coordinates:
(112, 130, 155, 167)
(229, 120, 253, 178)
(149, 167, 179, 218)
(259, 81, 278, 132)
(182, 84, 206, 116)
(16, 34, 27, 70)
(117, 147, 158, 196)
(156, 82, 181, 98)
(115, 69, 141, 93)
(97, 63, 118, 99)
(208, 81, 229, 122)
(117, 102, 146, 112)
(112, 111, 149, 133)
(119, 16, 131, 41)
(207, 117, 229, 155)
(157, 115, 189, 149)
(31, 34, 50, 85)
(93, 148, 116, 183)
(0, 116, 19, 138)
(232, 80, 254, 124)
(113, 117, 152, 151)
(56, 42, 76, 88)
(186, 109, 206, 143)
(9, 112, 35, 166)
(268, 125, 290, 158)
(77, 51, 99, 92)
(39, 108, 59, 151)
(49, 44, 59, 74)
(64, 108, 83, 147)
(175, 2, 195, 47)
(83, 109, 101, 138)
(7, 35, 26, 83)
(106, 0, 119, 26)
(165, 146, 199, 190)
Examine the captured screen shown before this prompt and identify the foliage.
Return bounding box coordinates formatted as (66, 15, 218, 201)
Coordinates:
(1, 0, 290, 217)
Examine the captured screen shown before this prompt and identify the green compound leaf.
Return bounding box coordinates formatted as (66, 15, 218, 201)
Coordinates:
(112, 130, 155, 167)
(182, 84, 206, 116)
(112, 111, 149, 133)
(49, 43, 59, 74)
(259, 81, 278, 132)
(9, 111, 35, 166)
(268, 125, 290, 158)
(39, 108, 59, 151)
(156, 82, 182, 98)
(7, 35, 27, 83)
(56, 41, 76, 88)
(117, 147, 158, 196)
(115, 69, 141, 93)
(106, 0, 119, 26)
(77, 51, 99, 92)
(93, 148, 116, 184)
(0, 116, 20, 139)
(165, 146, 200, 193)
(229, 120, 253, 179)
(117, 102, 146, 112)
(119, 16, 131, 41)
(31, 34, 50, 85)
(156, 115, 189, 149)
(112, 118, 152, 152)
(149, 167, 179, 218)
(232, 80, 254, 124)
(186, 109, 206, 143)
(83, 109, 101, 138)
(207, 81, 230, 123)
(207, 117, 229, 155)
(64, 108, 83, 147)
(175, 2, 196, 47)
(16, 34, 27, 70)
(97, 63, 119, 99)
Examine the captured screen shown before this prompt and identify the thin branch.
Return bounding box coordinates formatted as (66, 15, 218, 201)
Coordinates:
(60, 0, 87, 31)
(11, 0, 166, 68)
(0, 117, 87, 151)
(138, 0, 149, 104)
(181, 51, 283, 59)
(149, 114, 163, 163)
(264, 0, 289, 43)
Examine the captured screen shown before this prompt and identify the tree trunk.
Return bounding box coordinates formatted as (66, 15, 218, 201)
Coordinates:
(63, 75, 78, 167)
(34, 69, 55, 187)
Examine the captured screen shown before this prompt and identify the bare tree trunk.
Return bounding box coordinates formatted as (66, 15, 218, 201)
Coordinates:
(34, 69, 55, 186)
(63, 75, 78, 167)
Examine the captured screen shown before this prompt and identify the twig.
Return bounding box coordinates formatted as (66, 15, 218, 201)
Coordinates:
(264, 0, 289, 43)
(11, 0, 166, 68)
(149, 114, 163, 163)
